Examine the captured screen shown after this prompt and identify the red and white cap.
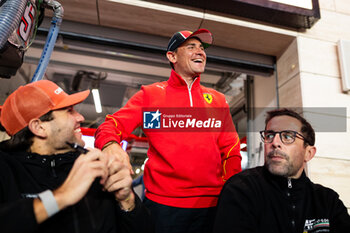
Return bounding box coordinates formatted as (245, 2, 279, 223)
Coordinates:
(167, 29, 213, 51)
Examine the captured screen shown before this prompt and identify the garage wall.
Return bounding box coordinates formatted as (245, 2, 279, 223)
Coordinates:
(276, 0, 350, 212)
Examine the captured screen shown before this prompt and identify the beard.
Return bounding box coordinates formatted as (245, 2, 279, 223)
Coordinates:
(265, 149, 295, 177)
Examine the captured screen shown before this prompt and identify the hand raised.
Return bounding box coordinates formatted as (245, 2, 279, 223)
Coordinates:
(103, 153, 136, 211)
(102, 142, 133, 174)
(103, 153, 133, 200)
(54, 148, 108, 209)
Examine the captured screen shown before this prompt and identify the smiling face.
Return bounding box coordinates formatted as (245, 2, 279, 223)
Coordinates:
(166, 38, 206, 81)
(45, 106, 85, 153)
(264, 115, 315, 178)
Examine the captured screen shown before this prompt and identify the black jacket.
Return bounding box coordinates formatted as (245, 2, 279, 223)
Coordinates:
(0, 150, 153, 233)
(213, 166, 350, 233)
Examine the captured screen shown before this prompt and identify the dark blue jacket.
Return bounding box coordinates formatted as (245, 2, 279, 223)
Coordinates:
(0, 150, 153, 233)
(214, 166, 350, 233)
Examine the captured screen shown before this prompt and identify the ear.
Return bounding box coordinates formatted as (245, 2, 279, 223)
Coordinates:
(304, 145, 316, 163)
(27, 119, 48, 138)
(166, 51, 177, 64)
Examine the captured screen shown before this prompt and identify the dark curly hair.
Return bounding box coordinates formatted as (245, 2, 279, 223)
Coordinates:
(0, 111, 54, 152)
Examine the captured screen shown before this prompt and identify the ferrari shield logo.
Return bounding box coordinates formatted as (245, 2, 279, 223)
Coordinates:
(203, 93, 213, 104)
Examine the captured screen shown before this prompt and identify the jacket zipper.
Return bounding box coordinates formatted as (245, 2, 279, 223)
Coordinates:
(288, 178, 292, 188)
(187, 78, 197, 107)
(50, 159, 57, 178)
(287, 178, 296, 230)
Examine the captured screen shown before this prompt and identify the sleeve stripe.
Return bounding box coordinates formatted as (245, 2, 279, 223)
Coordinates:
(221, 138, 240, 181)
(106, 115, 122, 136)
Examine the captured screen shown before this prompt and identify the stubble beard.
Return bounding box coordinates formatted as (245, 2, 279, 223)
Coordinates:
(265, 150, 294, 177)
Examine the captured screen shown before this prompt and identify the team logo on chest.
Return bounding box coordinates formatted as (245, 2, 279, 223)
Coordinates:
(203, 93, 213, 104)
(303, 218, 330, 232)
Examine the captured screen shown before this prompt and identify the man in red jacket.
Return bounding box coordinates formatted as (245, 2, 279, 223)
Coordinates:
(95, 29, 241, 233)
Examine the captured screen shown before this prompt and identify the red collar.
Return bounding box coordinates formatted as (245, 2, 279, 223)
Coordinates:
(168, 69, 201, 89)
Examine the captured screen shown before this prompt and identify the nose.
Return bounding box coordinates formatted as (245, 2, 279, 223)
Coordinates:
(271, 133, 282, 149)
(194, 46, 205, 55)
(73, 109, 85, 123)
(198, 49, 205, 57)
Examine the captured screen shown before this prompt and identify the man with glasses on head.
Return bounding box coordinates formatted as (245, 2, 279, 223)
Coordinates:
(213, 108, 350, 233)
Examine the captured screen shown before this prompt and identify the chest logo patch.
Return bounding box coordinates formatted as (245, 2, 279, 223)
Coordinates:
(203, 93, 213, 104)
(303, 218, 330, 232)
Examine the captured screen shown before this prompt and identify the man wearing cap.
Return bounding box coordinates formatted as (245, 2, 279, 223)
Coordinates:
(0, 80, 153, 233)
(213, 108, 350, 233)
(95, 29, 241, 232)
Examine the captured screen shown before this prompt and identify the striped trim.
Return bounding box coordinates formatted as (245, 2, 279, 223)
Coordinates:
(179, 31, 192, 39)
(222, 138, 240, 181)
(106, 115, 122, 136)
(314, 222, 330, 228)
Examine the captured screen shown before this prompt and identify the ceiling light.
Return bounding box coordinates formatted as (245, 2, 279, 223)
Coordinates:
(92, 88, 102, 113)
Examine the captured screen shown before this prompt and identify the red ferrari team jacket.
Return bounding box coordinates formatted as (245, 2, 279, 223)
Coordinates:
(95, 70, 241, 208)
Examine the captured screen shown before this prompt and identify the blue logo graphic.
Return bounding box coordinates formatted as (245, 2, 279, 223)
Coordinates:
(143, 110, 161, 129)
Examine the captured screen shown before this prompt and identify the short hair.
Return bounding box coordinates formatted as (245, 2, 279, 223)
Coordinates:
(0, 111, 54, 152)
(265, 108, 315, 147)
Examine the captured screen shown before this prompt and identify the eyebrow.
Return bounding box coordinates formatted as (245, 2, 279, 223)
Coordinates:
(185, 43, 204, 48)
